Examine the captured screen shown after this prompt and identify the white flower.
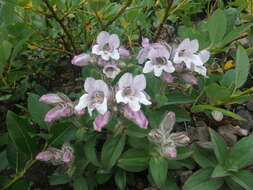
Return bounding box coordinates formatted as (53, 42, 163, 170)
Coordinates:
(143, 47, 175, 77)
(103, 64, 121, 79)
(173, 39, 210, 77)
(75, 77, 109, 116)
(92, 31, 120, 61)
(116, 73, 151, 111)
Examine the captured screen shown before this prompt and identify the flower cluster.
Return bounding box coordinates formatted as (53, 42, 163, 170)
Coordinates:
(36, 142, 73, 165)
(148, 112, 190, 158)
(40, 31, 210, 133)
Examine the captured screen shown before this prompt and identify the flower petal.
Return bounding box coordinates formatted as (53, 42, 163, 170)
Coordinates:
(118, 73, 133, 89)
(97, 31, 110, 44)
(96, 98, 108, 115)
(75, 94, 89, 112)
(133, 74, 146, 91)
(110, 49, 120, 60)
(143, 61, 154, 73)
(109, 34, 120, 48)
(93, 111, 110, 132)
(85, 78, 96, 93)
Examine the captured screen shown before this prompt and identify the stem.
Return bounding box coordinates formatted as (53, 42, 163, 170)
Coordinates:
(155, 0, 173, 40)
(94, 11, 105, 29)
(42, 0, 77, 54)
(29, 43, 74, 56)
(102, 0, 132, 30)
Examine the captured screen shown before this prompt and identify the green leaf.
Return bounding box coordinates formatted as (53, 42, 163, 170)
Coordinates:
(49, 122, 77, 147)
(205, 83, 231, 102)
(118, 149, 149, 172)
(221, 23, 253, 46)
(0, 40, 12, 63)
(84, 135, 100, 167)
(191, 105, 245, 121)
(209, 129, 229, 165)
(49, 174, 71, 185)
(211, 165, 231, 178)
(165, 92, 195, 105)
(73, 176, 88, 190)
(101, 135, 126, 170)
(126, 124, 149, 138)
(10, 179, 29, 190)
(225, 177, 244, 190)
(28, 93, 51, 129)
(114, 168, 126, 190)
(161, 174, 179, 190)
(167, 159, 195, 170)
(226, 134, 253, 170)
(149, 156, 168, 188)
(182, 168, 224, 190)
(208, 9, 227, 45)
(6, 111, 36, 156)
(230, 170, 253, 190)
(235, 45, 250, 89)
(127, 136, 149, 150)
(192, 144, 217, 168)
(0, 151, 8, 172)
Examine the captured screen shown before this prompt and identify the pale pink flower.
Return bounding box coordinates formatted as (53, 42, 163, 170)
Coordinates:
(93, 111, 111, 131)
(173, 39, 210, 77)
(36, 151, 53, 162)
(116, 73, 151, 111)
(103, 64, 121, 79)
(123, 106, 148, 129)
(75, 77, 109, 116)
(119, 47, 130, 59)
(92, 31, 120, 61)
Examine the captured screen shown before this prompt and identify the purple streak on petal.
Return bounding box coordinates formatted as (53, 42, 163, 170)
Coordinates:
(62, 151, 73, 163)
(44, 106, 72, 122)
(93, 112, 110, 132)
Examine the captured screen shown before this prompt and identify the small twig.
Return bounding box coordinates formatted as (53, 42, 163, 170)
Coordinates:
(102, 0, 132, 30)
(154, 0, 173, 40)
(29, 43, 74, 56)
(94, 11, 105, 29)
(42, 0, 77, 54)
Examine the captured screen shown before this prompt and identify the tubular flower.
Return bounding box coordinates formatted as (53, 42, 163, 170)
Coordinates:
(92, 31, 120, 61)
(116, 73, 151, 111)
(75, 77, 109, 116)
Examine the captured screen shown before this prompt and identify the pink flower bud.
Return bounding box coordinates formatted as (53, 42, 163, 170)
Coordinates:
(123, 106, 148, 129)
(181, 73, 197, 85)
(160, 112, 175, 132)
(162, 73, 174, 83)
(39, 93, 64, 105)
(119, 47, 131, 59)
(163, 146, 177, 158)
(74, 109, 85, 116)
(44, 106, 72, 122)
(62, 151, 73, 163)
(36, 151, 53, 161)
(98, 58, 107, 66)
(93, 112, 111, 132)
(71, 53, 92, 66)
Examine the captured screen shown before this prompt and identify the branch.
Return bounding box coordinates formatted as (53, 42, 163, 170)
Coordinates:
(29, 43, 74, 56)
(42, 0, 77, 54)
(102, 0, 132, 30)
(154, 0, 173, 40)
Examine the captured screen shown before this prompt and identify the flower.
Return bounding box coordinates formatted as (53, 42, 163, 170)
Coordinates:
(93, 111, 111, 131)
(119, 47, 131, 59)
(162, 73, 174, 83)
(75, 77, 109, 116)
(173, 39, 210, 77)
(143, 48, 175, 77)
(148, 112, 190, 158)
(116, 73, 151, 111)
(40, 93, 84, 122)
(137, 37, 167, 64)
(92, 31, 120, 61)
(103, 64, 121, 79)
(123, 106, 148, 129)
(71, 53, 94, 66)
(181, 73, 198, 85)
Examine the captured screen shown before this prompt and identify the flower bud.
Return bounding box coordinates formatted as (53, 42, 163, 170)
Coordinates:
(74, 109, 85, 116)
(36, 151, 53, 161)
(93, 112, 111, 132)
(162, 73, 174, 83)
(44, 106, 72, 122)
(71, 53, 93, 66)
(148, 129, 163, 144)
(123, 106, 148, 129)
(39, 93, 64, 105)
(181, 73, 198, 85)
(63, 151, 73, 163)
(160, 112, 175, 132)
(170, 132, 190, 146)
(119, 47, 131, 59)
